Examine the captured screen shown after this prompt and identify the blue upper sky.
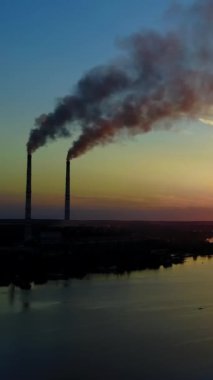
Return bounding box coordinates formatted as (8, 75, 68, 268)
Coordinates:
(0, 0, 193, 133)
(3, 0, 208, 221)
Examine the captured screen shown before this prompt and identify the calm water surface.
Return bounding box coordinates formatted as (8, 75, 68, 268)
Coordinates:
(1, 257, 213, 379)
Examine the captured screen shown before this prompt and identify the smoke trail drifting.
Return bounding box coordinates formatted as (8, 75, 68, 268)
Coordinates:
(27, 67, 130, 153)
(27, 0, 213, 158)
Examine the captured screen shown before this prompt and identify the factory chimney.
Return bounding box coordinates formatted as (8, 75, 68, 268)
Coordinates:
(25, 153, 32, 240)
(25, 153, 32, 220)
(64, 159, 70, 220)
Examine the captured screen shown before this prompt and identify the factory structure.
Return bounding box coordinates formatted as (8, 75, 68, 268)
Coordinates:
(25, 153, 32, 240)
(64, 159, 70, 221)
(24, 153, 71, 240)
(25, 153, 32, 221)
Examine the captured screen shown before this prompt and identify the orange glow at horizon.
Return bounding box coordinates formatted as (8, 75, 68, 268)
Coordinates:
(2, 120, 213, 220)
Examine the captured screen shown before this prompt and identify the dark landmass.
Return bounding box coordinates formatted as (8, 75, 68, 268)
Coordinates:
(0, 219, 213, 288)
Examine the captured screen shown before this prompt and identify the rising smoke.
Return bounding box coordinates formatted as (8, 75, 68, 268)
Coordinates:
(27, 0, 213, 160)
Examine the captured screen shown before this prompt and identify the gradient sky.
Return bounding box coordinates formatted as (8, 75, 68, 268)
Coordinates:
(2, 0, 213, 220)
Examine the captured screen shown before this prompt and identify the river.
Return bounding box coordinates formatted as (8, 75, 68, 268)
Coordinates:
(1, 256, 213, 379)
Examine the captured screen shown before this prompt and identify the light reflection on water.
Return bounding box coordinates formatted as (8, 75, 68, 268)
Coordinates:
(1, 257, 213, 379)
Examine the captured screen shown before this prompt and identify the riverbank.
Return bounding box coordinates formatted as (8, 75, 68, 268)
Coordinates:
(0, 220, 213, 287)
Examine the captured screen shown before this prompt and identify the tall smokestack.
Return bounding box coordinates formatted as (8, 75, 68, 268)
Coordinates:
(64, 159, 70, 220)
(25, 153, 32, 241)
(25, 153, 32, 220)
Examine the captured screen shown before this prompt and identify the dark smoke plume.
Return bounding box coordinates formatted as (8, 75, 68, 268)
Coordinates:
(27, 0, 213, 159)
(27, 66, 130, 153)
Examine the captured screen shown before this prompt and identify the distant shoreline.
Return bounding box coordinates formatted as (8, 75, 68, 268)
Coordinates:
(0, 219, 213, 288)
